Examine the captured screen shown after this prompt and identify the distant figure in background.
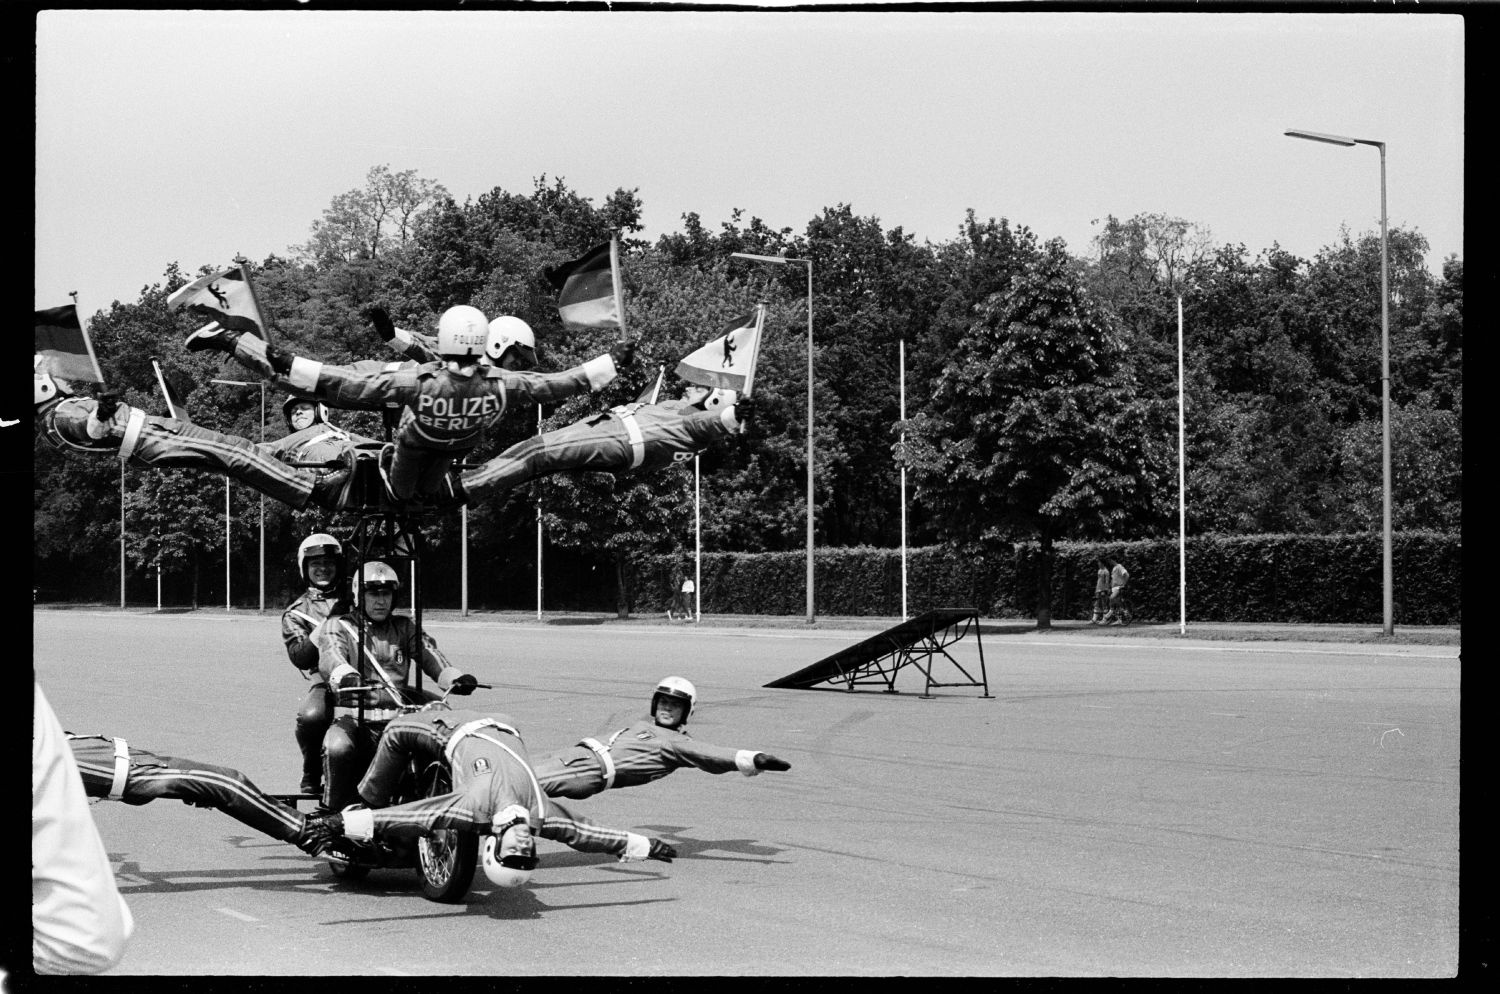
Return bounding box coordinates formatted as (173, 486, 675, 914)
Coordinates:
(1091, 557, 1110, 625)
(676, 575, 696, 622)
(1102, 556, 1130, 626)
(32, 682, 134, 975)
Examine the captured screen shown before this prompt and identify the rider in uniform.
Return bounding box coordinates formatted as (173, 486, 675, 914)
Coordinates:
(186, 304, 633, 503)
(532, 677, 791, 801)
(306, 708, 677, 888)
(313, 561, 477, 812)
(282, 532, 349, 795)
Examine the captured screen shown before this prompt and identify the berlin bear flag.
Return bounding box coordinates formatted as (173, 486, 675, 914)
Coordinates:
(544, 239, 623, 333)
(674, 305, 765, 394)
(35, 304, 105, 384)
(167, 265, 269, 338)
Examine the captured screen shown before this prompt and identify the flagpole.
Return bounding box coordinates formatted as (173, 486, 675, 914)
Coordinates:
(120, 461, 126, 610)
(225, 477, 232, 612)
(234, 254, 274, 343)
(461, 505, 469, 617)
(741, 304, 766, 397)
(694, 455, 701, 623)
(80, 282, 126, 610)
(609, 235, 627, 342)
(536, 404, 544, 621)
(68, 290, 107, 385)
(899, 337, 908, 621)
(1178, 296, 1187, 636)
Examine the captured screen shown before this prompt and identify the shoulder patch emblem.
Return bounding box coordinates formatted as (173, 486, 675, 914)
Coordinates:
(472, 757, 492, 775)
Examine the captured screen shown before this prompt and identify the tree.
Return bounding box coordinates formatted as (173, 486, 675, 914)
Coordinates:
(902, 238, 1167, 627)
(297, 165, 449, 265)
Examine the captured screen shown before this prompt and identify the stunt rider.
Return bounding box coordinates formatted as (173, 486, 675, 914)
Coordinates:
(186, 304, 634, 503)
(532, 676, 792, 801)
(313, 561, 478, 812)
(461, 384, 754, 495)
(282, 532, 349, 796)
(66, 730, 349, 859)
(305, 708, 677, 887)
(34, 357, 354, 511)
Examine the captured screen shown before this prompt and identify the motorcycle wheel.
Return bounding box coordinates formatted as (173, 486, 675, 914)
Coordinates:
(415, 761, 479, 903)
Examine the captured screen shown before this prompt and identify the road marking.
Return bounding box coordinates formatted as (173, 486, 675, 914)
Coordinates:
(377, 967, 411, 976)
(1081, 704, 1113, 709)
(217, 908, 259, 923)
(1208, 712, 1242, 717)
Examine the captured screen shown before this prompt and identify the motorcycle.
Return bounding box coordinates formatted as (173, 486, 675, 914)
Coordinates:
(312, 685, 488, 903)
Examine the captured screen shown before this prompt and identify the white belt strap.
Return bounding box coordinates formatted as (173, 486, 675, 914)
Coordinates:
(109, 737, 130, 799)
(578, 737, 617, 790)
(445, 724, 544, 826)
(286, 608, 321, 628)
(339, 620, 406, 700)
(611, 408, 646, 468)
(119, 407, 147, 462)
(443, 719, 521, 767)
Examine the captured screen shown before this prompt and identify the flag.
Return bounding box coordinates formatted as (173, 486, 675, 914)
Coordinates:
(35, 304, 105, 384)
(152, 359, 191, 423)
(635, 366, 665, 405)
(167, 265, 268, 338)
(543, 241, 621, 332)
(673, 306, 765, 393)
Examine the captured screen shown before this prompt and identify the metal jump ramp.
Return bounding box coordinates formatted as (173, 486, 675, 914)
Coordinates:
(764, 607, 993, 698)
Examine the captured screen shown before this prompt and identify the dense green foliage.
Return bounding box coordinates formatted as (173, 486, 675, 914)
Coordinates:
(634, 532, 1460, 625)
(33, 168, 1461, 621)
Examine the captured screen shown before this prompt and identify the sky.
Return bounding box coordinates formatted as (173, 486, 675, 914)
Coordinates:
(34, 8, 1466, 313)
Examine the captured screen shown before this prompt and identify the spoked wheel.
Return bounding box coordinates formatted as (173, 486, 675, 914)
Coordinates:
(414, 762, 478, 903)
(418, 829, 478, 903)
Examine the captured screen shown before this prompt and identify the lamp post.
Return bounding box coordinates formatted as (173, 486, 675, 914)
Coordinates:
(730, 251, 816, 624)
(1284, 128, 1392, 636)
(212, 378, 267, 612)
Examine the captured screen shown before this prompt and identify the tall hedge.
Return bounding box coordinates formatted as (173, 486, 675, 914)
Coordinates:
(634, 531, 1459, 625)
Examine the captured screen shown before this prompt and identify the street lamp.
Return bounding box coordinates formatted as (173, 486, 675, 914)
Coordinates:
(212, 378, 267, 612)
(730, 251, 816, 624)
(1284, 127, 1392, 635)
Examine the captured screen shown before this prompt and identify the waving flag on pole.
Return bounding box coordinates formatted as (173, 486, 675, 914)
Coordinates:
(35, 303, 105, 384)
(544, 238, 624, 334)
(674, 305, 765, 394)
(167, 264, 269, 338)
(151, 359, 192, 423)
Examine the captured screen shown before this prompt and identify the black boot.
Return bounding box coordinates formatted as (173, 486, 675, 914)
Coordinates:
(265, 342, 297, 376)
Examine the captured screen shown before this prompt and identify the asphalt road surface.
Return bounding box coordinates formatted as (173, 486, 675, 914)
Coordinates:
(31, 609, 1460, 977)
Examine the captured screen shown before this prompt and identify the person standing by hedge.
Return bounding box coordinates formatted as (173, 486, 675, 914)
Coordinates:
(1102, 556, 1130, 625)
(1090, 557, 1110, 624)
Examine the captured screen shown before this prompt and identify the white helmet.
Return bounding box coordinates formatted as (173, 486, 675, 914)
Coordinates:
(482, 805, 538, 888)
(687, 387, 736, 411)
(296, 533, 343, 587)
(351, 559, 401, 597)
(651, 676, 697, 725)
(436, 305, 490, 359)
(486, 316, 537, 366)
(34, 355, 70, 407)
(703, 388, 737, 411)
